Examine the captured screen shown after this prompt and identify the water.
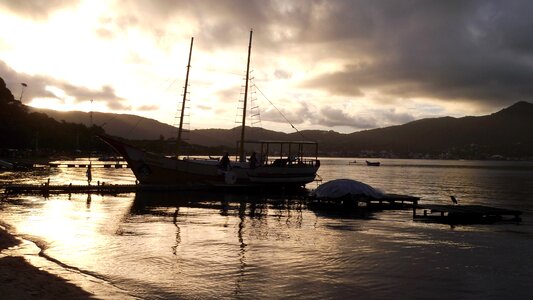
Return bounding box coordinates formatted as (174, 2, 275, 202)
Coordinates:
(1, 158, 533, 299)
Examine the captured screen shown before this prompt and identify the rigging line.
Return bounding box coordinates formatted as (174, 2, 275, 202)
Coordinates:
(254, 84, 307, 140)
(98, 113, 118, 128)
(164, 78, 179, 92)
(125, 116, 145, 138)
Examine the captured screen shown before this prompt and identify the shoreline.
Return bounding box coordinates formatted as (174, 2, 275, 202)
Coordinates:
(0, 226, 96, 299)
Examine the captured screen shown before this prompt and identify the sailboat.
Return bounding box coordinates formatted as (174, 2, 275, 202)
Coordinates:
(99, 30, 320, 188)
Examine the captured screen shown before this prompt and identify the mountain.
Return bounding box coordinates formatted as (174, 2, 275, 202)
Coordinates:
(339, 101, 533, 158)
(187, 102, 533, 158)
(30, 108, 295, 145)
(32, 108, 178, 140)
(31, 100, 533, 159)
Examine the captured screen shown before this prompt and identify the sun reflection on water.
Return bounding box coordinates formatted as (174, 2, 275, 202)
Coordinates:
(0, 158, 532, 299)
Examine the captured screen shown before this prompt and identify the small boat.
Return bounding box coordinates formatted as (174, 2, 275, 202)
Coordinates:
(348, 160, 357, 165)
(312, 179, 384, 199)
(100, 31, 320, 188)
(365, 160, 380, 166)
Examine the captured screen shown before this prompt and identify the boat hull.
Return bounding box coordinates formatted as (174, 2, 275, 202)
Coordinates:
(99, 135, 319, 188)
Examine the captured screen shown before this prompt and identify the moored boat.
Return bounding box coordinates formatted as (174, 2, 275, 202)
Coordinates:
(99, 136, 319, 187)
(365, 160, 380, 166)
(100, 30, 320, 188)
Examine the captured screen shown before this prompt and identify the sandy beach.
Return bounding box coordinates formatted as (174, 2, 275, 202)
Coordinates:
(0, 227, 95, 299)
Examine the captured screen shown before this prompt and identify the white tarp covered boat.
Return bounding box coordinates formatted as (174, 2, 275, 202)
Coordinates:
(312, 179, 384, 199)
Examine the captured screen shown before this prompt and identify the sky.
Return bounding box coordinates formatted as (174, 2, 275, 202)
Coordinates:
(1, 0, 533, 134)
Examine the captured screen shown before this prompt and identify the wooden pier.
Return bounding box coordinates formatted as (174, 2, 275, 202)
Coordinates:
(1, 183, 523, 226)
(47, 162, 129, 168)
(413, 204, 522, 224)
(3, 183, 138, 195)
(307, 193, 420, 211)
(1, 182, 282, 195)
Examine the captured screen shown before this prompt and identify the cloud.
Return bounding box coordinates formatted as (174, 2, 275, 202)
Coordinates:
(195, 104, 212, 111)
(316, 106, 376, 128)
(4, 0, 533, 132)
(215, 87, 241, 103)
(296, 1, 533, 108)
(259, 98, 416, 130)
(0, 59, 128, 110)
(274, 69, 291, 79)
(116, 0, 533, 109)
(260, 101, 312, 125)
(136, 104, 159, 111)
(95, 15, 141, 41)
(372, 108, 416, 126)
(311, 105, 416, 130)
(0, 0, 80, 20)
(95, 28, 114, 40)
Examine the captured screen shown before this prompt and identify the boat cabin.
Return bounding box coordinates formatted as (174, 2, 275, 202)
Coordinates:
(236, 140, 319, 167)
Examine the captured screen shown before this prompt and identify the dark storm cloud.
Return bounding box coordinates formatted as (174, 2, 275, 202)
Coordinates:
(109, 0, 268, 51)
(115, 0, 533, 110)
(296, 0, 533, 108)
(0, 0, 79, 20)
(0, 60, 128, 109)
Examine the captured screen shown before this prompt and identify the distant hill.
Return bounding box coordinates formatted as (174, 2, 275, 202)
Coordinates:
(337, 101, 533, 158)
(32, 101, 533, 159)
(185, 102, 533, 158)
(32, 108, 178, 140)
(0, 77, 105, 155)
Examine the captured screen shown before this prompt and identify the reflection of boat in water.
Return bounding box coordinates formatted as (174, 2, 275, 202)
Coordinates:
(129, 190, 306, 220)
(365, 160, 380, 166)
(100, 31, 320, 189)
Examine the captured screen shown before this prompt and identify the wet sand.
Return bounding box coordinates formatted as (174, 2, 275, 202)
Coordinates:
(0, 227, 95, 299)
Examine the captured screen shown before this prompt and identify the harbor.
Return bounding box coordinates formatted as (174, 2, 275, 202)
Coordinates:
(1, 157, 532, 299)
(2, 1, 533, 298)
(1, 163, 524, 226)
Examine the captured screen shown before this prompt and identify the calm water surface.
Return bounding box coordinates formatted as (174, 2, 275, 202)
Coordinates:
(1, 158, 533, 299)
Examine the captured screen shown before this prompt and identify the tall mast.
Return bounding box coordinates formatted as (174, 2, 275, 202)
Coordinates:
(176, 37, 194, 156)
(239, 29, 253, 162)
